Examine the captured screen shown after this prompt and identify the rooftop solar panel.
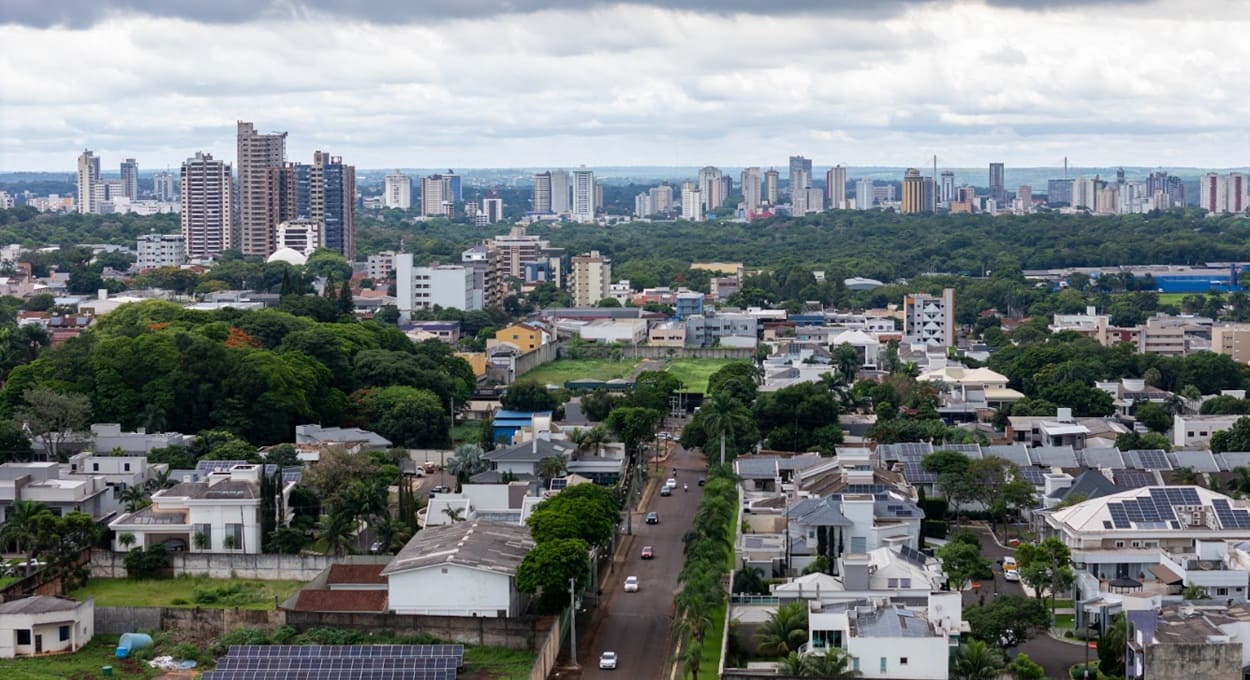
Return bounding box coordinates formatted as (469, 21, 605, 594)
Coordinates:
(1127, 449, 1172, 471)
(902, 461, 937, 484)
(1013, 466, 1045, 485)
(1113, 470, 1157, 488)
(898, 544, 928, 568)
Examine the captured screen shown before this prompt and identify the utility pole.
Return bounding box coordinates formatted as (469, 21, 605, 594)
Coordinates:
(569, 577, 578, 667)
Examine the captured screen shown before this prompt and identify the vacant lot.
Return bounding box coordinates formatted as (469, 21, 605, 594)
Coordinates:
(664, 358, 747, 394)
(71, 576, 303, 610)
(521, 359, 639, 386)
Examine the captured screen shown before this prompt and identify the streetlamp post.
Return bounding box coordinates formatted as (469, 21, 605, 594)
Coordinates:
(569, 577, 578, 667)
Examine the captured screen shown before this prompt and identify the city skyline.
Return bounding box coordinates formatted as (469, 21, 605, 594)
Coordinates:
(2, 0, 1249, 171)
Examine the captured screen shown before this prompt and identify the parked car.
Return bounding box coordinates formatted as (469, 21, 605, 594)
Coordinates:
(641, 545, 654, 559)
(624, 576, 639, 592)
(1002, 556, 1019, 582)
(645, 512, 659, 524)
(659, 485, 672, 497)
(599, 651, 618, 669)
(370, 541, 383, 553)
(697, 477, 706, 486)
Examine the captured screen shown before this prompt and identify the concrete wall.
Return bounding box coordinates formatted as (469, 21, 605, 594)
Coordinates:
(89, 550, 334, 580)
(528, 612, 564, 680)
(284, 610, 549, 650)
(514, 342, 559, 378)
(1146, 642, 1242, 680)
(388, 565, 515, 617)
(95, 606, 284, 636)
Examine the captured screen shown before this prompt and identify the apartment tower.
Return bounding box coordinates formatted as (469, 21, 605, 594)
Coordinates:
(384, 171, 412, 210)
(571, 251, 612, 307)
(120, 158, 139, 200)
(901, 168, 925, 214)
(989, 162, 1006, 204)
(77, 150, 100, 214)
(180, 152, 233, 258)
(571, 167, 595, 222)
(826, 165, 847, 210)
(236, 121, 288, 256)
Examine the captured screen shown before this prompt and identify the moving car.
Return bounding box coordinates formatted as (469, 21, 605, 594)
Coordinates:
(624, 576, 639, 592)
(665, 478, 677, 489)
(641, 545, 654, 559)
(698, 477, 706, 486)
(1002, 556, 1019, 582)
(599, 651, 618, 669)
(645, 512, 659, 524)
(660, 485, 672, 497)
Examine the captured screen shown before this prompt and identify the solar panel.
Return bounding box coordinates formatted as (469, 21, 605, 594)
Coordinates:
(1113, 470, 1156, 488)
(898, 544, 928, 568)
(1108, 503, 1131, 529)
(227, 645, 463, 660)
(216, 659, 457, 672)
(1212, 498, 1250, 529)
(202, 671, 456, 680)
(1013, 465, 1045, 485)
(1129, 449, 1172, 470)
(902, 462, 937, 484)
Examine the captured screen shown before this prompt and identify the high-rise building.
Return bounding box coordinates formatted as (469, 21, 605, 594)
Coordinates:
(489, 226, 551, 279)
(384, 171, 412, 210)
(482, 195, 504, 224)
(901, 168, 925, 214)
(989, 162, 1006, 204)
(1071, 177, 1099, 210)
(120, 158, 138, 199)
(939, 171, 955, 206)
(1016, 185, 1033, 209)
(77, 150, 100, 214)
(904, 288, 956, 348)
(594, 182, 604, 215)
(275, 218, 323, 255)
(461, 243, 506, 308)
(236, 121, 287, 256)
(571, 167, 595, 222)
(443, 171, 461, 203)
(136, 233, 185, 270)
(634, 192, 653, 218)
(180, 152, 233, 259)
(649, 183, 673, 213)
(550, 169, 570, 214)
(680, 182, 703, 221)
(532, 172, 553, 213)
(788, 156, 812, 195)
(1047, 178, 1074, 205)
(741, 167, 762, 213)
(698, 166, 724, 212)
(826, 165, 847, 210)
(421, 174, 453, 217)
(855, 179, 874, 210)
(296, 150, 356, 260)
(764, 168, 779, 205)
(571, 251, 612, 307)
(1200, 173, 1248, 214)
(153, 171, 177, 202)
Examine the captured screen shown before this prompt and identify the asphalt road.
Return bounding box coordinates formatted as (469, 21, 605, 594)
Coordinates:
(962, 525, 1090, 678)
(577, 444, 706, 680)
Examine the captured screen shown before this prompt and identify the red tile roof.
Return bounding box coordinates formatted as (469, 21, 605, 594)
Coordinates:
(326, 563, 388, 585)
(290, 590, 388, 612)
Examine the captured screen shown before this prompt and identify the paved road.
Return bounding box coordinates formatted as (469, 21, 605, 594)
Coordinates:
(577, 445, 706, 680)
(962, 525, 1090, 678)
(564, 398, 591, 426)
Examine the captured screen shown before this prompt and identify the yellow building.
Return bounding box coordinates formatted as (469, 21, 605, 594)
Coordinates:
(456, 352, 489, 377)
(493, 322, 549, 353)
(901, 168, 924, 214)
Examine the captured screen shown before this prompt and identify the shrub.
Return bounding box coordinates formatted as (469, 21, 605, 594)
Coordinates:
(169, 598, 189, 606)
(123, 545, 172, 579)
(191, 582, 265, 606)
(210, 628, 271, 657)
(922, 520, 948, 539)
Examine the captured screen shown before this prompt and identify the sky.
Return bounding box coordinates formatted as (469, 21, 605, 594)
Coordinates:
(1, 0, 1248, 172)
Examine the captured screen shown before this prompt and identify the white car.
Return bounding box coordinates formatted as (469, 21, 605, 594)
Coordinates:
(1002, 556, 1019, 582)
(599, 651, 618, 669)
(624, 576, 639, 592)
(665, 478, 677, 489)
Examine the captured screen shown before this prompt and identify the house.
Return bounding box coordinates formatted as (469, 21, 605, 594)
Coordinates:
(918, 365, 1024, 411)
(780, 492, 924, 574)
(293, 424, 392, 461)
(1124, 605, 1248, 680)
(381, 520, 534, 617)
(1173, 413, 1244, 449)
(402, 320, 461, 345)
(490, 410, 553, 443)
(108, 463, 294, 553)
(422, 481, 546, 527)
(804, 594, 963, 679)
(0, 596, 94, 658)
(0, 462, 117, 523)
(65, 452, 163, 491)
(492, 322, 552, 353)
(1007, 408, 1091, 450)
(88, 423, 193, 454)
(285, 558, 391, 613)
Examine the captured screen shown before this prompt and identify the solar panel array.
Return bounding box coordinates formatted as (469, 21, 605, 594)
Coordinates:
(1127, 449, 1172, 471)
(942, 444, 983, 459)
(885, 442, 934, 462)
(201, 645, 464, 680)
(1106, 487, 1202, 529)
(1212, 499, 1250, 529)
(901, 462, 937, 484)
(1013, 465, 1045, 485)
(898, 544, 928, 568)
(1113, 470, 1158, 488)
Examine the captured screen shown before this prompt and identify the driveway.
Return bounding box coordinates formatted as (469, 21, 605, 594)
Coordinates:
(575, 445, 706, 680)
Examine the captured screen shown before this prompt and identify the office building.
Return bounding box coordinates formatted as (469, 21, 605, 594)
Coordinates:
(119, 158, 138, 199)
(698, 166, 724, 212)
(855, 179, 874, 210)
(826, 165, 847, 210)
(903, 288, 956, 348)
(571, 167, 595, 222)
(236, 121, 287, 256)
(531, 172, 552, 213)
(680, 182, 703, 221)
(481, 195, 503, 224)
(901, 168, 925, 214)
(571, 251, 612, 307)
(988, 162, 1006, 204)
(152, 171, 176, 202)
(764, 168, 779, 205)
(550, 169, 570, 214)
(1047, 178, 1074, 205)
(384, 171, 412, 210)
(76, 150, 100, 214)
(741, 167, 762, 213)
(179, 152, 232, 259)
(136, 232, 185, 270)
(394, 253, 477, 314)
(421, 174, 453, 217)
(939, 171, 955, 207)
(788, 155, 812, 195)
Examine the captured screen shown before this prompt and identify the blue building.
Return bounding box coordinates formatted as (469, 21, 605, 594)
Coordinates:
(287, 151, 357, 259)
(674, 291, 705, 320)
(491, 410, 553, 444)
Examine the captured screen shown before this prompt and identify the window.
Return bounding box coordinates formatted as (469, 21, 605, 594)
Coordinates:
(852, 657, 859, 672)
(850, 536, 867, 553)
(59, 625, 70, 641)
(16, 630, 31, 645)
(92, 463, 99, 471)
(1115, 541, 1125, 548)
(1216, 587, 1229, 596)
(880, 657, 888, 672)
(195, 523, 211, 548)
(124, 463, 131, 472)
(900, 578, 911, 588)
(901, 657, 909, 665)
(227, 523, 243, 548)
(887, 578, 898, 588)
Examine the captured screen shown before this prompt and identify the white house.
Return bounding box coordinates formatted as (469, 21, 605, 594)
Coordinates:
(0, 462, 117, 522)
(0, 596, 94, 658)
(108, 464, 293, 553)
(780, 492, 925, 574)
(805, 593, 963, 679)
(381, 520, 534, 617)
(422, 481, 545, 528)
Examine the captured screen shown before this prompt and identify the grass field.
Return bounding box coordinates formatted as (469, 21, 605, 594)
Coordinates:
(521, 359, 639, 386)
(462, 645, 537, 679)
(664, 359, 748, 394)
(0, 636, 163, 680)
(70, 576, 303, 610)
(452, 421, 482, 445)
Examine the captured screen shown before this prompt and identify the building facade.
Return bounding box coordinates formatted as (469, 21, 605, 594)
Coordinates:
(826, 165, 847, 209)
(180, 152, 233, 259)
(903, 288, 956, 347)
(394, 253, 477, 313)
(76, 150, 100, 214)
(383, 170, 411, 210)
(901, 169, 924, 214)
(236, 121, 288, 256)
(136, 232, 185, 270)
(571, 167, 595, 222)
(571, 251, 611, 307)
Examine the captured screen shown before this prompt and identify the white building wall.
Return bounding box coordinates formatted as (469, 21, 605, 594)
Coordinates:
(847, 635, 949, 679)
(388, 565, 517, 616)
(0, 599, 94, 659)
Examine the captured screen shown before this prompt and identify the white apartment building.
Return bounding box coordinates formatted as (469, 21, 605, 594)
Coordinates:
(826, 165, 847, 210)
(571, 167, 595, 222)
(180, 151, 233, 258)
(741, 167, 762, 213)
(1173, 413, 1244, 449)
(481, 197, 503, 224)
(77, 150, 100, 215)
(394, 253, 477, 315)
(570, 251, 611, 307)
(698, 166, 724, 212)
(108, 463, 293, 554)
(421, 175, 453, 217)
(152, 171, 177, 202)
(275, 218, 323, 256)
(681, 182, 703, 221)
(550, 169, 570, 214)
(649, 183, 673, 213)
(135, 233, 185, 270)
(855, 179, 873, 210)
(903, 288, 956, 348)
(383, 170, 412, 210)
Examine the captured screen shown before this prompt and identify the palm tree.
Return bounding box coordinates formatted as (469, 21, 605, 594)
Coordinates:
(536, 455, 567, 481)
(193, 531, 210, 550)
(319, 511, 354, 557)
(0, 500, 52, 567)
(833, 343, 860, 386)
(118, 532, 136, 550)
(567, 428, 592, 461)
(702, 391, 749, 465)
(676, 634, 702, 679)
(121, 485, 150, 513)
(800, 649, 861, 678)
(586, 426, 608, 458)
(442, 506, 466, 523)
(754, 601, 810, 656)
(950, 639, 1005, 680)
(145, 468, 174, 491)
(447, 444, 487, 481)
(778, 651, 808, 676)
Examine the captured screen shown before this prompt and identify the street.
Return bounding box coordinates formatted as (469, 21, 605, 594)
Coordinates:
(575, 443, 706, 680)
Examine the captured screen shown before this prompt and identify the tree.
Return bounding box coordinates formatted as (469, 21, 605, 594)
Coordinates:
(950, 639, 1005, 680)
(753, 601, 809, 656)
(1097, 612, 1127, 678)
(701, 390, 754, 464)
(124, 544, 172, 578)
(118, 532, 136, 550)
(354, 385, 450, 448)
(1006, 653, 1045, 680)
(964, 595, 1050, 648)
(526, 483, 619, 547)
(121, 485, 151, 512)
(1211, 416, 1250, 453)
(446, 444, 488, 483)
(536, 455, 567, 481)
(1016, 537, 1075, 611)
(515, 537, 590, 613)
(0, 418, 33, 463)
(17, 386, 91, 461)
(833, 343, 861, 385)
(798, 649, 861, 678)
(0, 500, 52, 568)
(1134, 401, 1172, 433)
(605, 406, 660, 459)
(500, 379, 559, 412)
(318, 511, 355, 557)
(937, 541, 989, 591)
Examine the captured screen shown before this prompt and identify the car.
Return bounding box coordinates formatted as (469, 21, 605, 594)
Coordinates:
(657, 432, 673, 440)
(624, 576, 639, 592)
(665, 478, 677, 489)
(370, 541, 383, 553)
(645, 512, 659, 524)
(1002, 556, 1019, 582)
(641, 545, 654, 559)
(697, 477, 706, 486)
(659, 485, 672, 497)
(599, 651, 618, 669)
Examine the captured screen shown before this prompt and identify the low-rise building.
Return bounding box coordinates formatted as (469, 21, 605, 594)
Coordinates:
(1173, 413, 1244, 449)
(1125, 605, 1247, 680)
(402, 320, 461, 345)
(647, 320, 687, 347)
(135, 233, 185, 270)
(0, 462, 117, 522)
(0, 596, 94, 659)
(685, 312, 758, 348)
(806, 594, 963, 679)
(1212, 324, 1250, 364)
(89, 423, 193, 455)
(492, 322, 552, 353)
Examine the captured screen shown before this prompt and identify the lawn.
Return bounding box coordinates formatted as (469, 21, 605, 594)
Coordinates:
(0, 575, 19, 589)
(70, 576, 303, 610)
(0, 636, 163, 680)
(462, 645, 536, 679)
(452, 421, 481, 445)
(1054, 614, 1076, 629)
(521, 358, 639, 386)
(665, 359, 747, 394)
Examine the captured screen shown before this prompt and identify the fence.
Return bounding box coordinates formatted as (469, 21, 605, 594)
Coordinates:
(89, 550, 335, 580)
(0, 549, 91, 602)
(95, 606, 285, 636)
(527, 609, 565, 680)
(283, 610, 550, 651)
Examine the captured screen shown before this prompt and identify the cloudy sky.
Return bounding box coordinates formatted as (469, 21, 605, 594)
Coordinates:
(1, 0, 1248, 172)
